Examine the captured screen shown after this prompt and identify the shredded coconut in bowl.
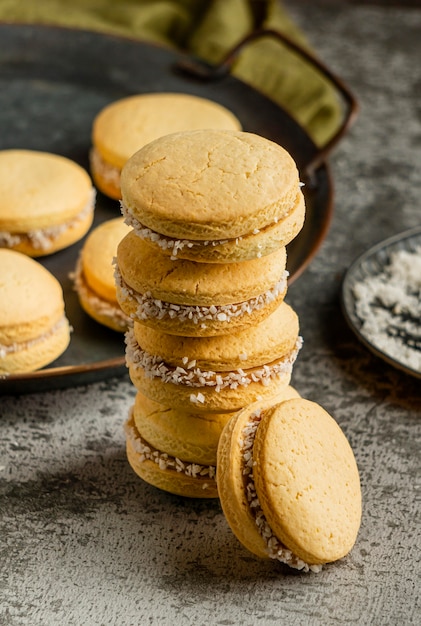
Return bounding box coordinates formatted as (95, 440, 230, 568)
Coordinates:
(352, 246, 421, 373)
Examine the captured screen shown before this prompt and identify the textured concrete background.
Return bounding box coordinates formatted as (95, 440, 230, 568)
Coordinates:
(1, 1, 420, 624)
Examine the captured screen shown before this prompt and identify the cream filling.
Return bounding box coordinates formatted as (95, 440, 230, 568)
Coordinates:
(125, 327, 302, 392)
(0, 189, 96, 250)
(115, 263, 288, 327)
(125, 410, 216, 486)
(90, 147, 121, 189)
(71, 257, 131, 329)
(241, 410, 322, 573)
(0, 315, 69, 360)
(120, 185, 303, 260)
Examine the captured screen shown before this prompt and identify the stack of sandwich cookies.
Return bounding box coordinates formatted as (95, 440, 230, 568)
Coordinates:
(72, 217, 131, 332)
(91, 92, 242, 200)
(0, 150, 95, 257)
(117, 129, 306, 498)
(0, 249, 71, 374)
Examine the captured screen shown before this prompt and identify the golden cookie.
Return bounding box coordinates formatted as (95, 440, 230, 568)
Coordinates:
(72, 217, 131, 332)
(125, 409, 218, 498)
(0, 150, 95, 257)
(0, 249, 71, 373)
(125, 302, 301, 413)
(217, 398, 362, 572)
(116, 232, 288, 336)
(91, 93, 242, 199)
(120, 129, 303, 262)
(122, 185, 305, 264)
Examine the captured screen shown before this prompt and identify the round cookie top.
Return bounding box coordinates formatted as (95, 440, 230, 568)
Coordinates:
(0, 249, 65, 342)
(117, 230, 286, 306)
(81, 217, 131, 302)
(0, 150, 93, 232)
(92, 92, 242, 169)
(121, 129, 301, 240)
(252, 399, 362, 565)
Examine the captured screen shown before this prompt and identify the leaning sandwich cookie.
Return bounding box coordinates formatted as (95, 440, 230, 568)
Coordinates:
(217, 398, 362, 572)
(120, 129, 305, 263)
(72, 217, 131, 332)
(91, 92, 242, 199)
(115, 232, 288, 336)
(0, 249, 71, 373)
(0, 150, 95, 257)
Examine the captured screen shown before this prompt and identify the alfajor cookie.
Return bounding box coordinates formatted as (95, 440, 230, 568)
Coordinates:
(72, 217, 131, 332)
(0, 249, 71, 373)
(115, 231, 288, 336)
(0, 150, 95, 257)
(124, 385, 300, 499)
(120, 129, 304, 263)
(91, 92, 242, 200)
(125, 301, 302, 413)
(217, 398, 362, 572)
(130, 385, 300, 467)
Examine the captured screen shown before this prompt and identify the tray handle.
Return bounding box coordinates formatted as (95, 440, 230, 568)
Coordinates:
(176, 27, 358, 181)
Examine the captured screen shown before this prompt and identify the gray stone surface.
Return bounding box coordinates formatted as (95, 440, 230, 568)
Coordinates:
(1, 2, 420, 624)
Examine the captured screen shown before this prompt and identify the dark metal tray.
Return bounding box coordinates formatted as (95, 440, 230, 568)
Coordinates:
(0, 23, 357, 394)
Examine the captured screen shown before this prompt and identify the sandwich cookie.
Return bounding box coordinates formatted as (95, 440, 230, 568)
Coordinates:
(0, 150, 95, 257)
(0, 249, 71, 374)
(72, 217, 131, 332)
(125, 302, 302, 413)
(91, 92, 242, 200)
(124, 385, 300, 498)
(120, 129, 304, 263)
(115, 231, 288, 336)
(122, 188, 305, 264)
(130, 385, 300, 467)
(217, 398, 362, 572)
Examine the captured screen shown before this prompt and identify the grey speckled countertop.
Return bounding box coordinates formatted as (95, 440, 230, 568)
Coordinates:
(1, 2, 420, 625)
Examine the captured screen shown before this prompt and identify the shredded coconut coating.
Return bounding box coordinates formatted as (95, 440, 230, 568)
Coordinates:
(0, 189, 96, 250)
(125, 410, 216, 484)
(121, 200, 294, 259)
(114, 263, 288, 326)
(125, 328, 302, 390)
(241, 411, 322, 573)
(0, 316, 69, 359)
(71, 257, 131, 329)
(353, 246, 421, 372)
(90, 148, 121, 189)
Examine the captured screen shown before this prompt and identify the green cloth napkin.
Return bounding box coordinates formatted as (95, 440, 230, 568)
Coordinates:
(0, 0, 342, 146)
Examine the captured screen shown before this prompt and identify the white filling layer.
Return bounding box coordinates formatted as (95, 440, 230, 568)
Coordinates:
(71, 257, 131, 329)
(125, 410, 216, 485)
(241, 410, 322, 573)
(90, 147, 121, 189)
(115, 263, 288, 327)
(121, 201, 293, 259)
(0, 189, 96, 250)
(125, 328, 302, 391)
(0, 315, 69, 360)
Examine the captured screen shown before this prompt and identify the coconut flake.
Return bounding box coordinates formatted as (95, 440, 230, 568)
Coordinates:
(114, 264, 288, 326)
(125, 328, 302, 390)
